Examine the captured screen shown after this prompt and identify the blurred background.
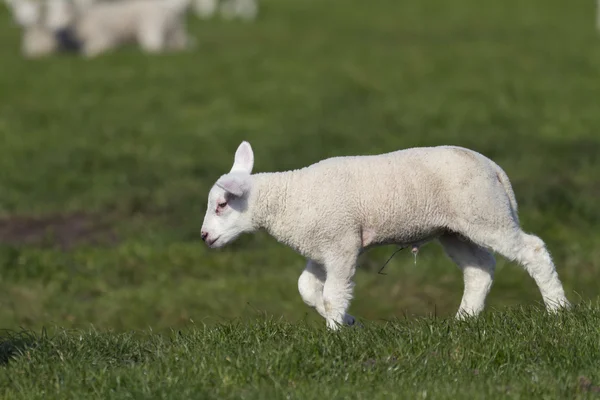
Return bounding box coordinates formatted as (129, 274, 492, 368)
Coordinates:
(0, 0, 598, 333)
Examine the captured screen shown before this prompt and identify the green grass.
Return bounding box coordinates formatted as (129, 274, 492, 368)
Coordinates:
(2, 304, 600, 399)
(0, 0, 599, 397)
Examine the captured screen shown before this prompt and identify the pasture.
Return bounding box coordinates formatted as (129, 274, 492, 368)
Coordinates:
(0, 0, 600, 397)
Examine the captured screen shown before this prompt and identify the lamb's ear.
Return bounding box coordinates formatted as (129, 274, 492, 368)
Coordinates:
(215, 173, 251, 197)
(229, 141, 254, 174)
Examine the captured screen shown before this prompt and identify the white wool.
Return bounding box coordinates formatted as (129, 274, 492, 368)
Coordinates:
(201, 142, 571, 330)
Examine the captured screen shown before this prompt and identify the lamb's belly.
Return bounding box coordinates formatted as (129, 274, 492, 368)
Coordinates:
(361, 222, 443, 249)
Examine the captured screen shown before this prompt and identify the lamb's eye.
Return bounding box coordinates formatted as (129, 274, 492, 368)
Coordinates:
(217, 201, 227, 209)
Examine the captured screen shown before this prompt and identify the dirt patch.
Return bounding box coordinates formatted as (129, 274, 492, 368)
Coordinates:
(578, 376, 600, 393)
(0, 212, 119, 250)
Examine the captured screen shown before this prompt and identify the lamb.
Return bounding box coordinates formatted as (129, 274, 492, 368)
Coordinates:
(6, 0, 194, 58)
(200, 141, 571, 330)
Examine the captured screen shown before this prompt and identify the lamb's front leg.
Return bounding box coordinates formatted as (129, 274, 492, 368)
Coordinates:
(321, 252, 359, 330)
(298, 259, 356, 329)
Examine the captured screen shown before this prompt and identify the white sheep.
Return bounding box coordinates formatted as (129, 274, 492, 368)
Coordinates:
(6, 0, 194, 58)
(74, 0, 194, 57)
(200, 141, 571, 330)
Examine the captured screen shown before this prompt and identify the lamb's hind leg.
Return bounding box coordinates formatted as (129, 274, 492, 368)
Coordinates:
(439, 234, 496, 319)
(298, 260, 356, 328)
(467, 227, 570, 312)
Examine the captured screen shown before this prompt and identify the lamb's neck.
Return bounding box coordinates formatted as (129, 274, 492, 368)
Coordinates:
(249, 171, 293, 234)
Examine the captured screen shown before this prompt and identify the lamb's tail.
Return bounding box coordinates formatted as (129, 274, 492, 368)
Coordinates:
(492, 162, 519, 224)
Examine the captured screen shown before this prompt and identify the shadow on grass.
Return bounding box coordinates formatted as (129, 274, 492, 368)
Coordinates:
(0, 328, 44, 365)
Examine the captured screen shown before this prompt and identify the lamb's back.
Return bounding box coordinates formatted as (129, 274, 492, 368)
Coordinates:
(291, 146, 503, 246)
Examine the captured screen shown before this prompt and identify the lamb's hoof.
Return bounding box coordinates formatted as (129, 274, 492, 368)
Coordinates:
(344, 314, 364, 328)
(326, 315, 362, 331)
(550, 298, 572, 309)
(455, 309, 479, 322)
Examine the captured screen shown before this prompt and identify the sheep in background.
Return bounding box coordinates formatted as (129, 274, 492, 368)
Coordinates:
(75, 0, 194, 57)
(3, 0, 260, 21)
(200, 141, 571, 330)
(5, 0, 195, 58)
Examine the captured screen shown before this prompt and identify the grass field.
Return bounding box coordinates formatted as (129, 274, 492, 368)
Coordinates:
(2, 305, 600, 399)
(1, 0, 600, 397)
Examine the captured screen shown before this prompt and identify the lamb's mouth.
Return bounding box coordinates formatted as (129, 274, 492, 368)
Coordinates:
(208, 236, 220, 247)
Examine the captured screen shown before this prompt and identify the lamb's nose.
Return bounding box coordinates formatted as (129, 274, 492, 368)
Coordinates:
(201, 231, 209, 242)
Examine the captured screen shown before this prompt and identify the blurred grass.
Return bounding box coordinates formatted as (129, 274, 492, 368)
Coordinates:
(0, 0, 599, 334)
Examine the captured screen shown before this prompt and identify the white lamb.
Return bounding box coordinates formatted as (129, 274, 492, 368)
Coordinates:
(200, 141, 571, 330)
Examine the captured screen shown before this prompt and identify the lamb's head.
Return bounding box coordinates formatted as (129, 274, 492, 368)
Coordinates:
(201, 141, 255, 248)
